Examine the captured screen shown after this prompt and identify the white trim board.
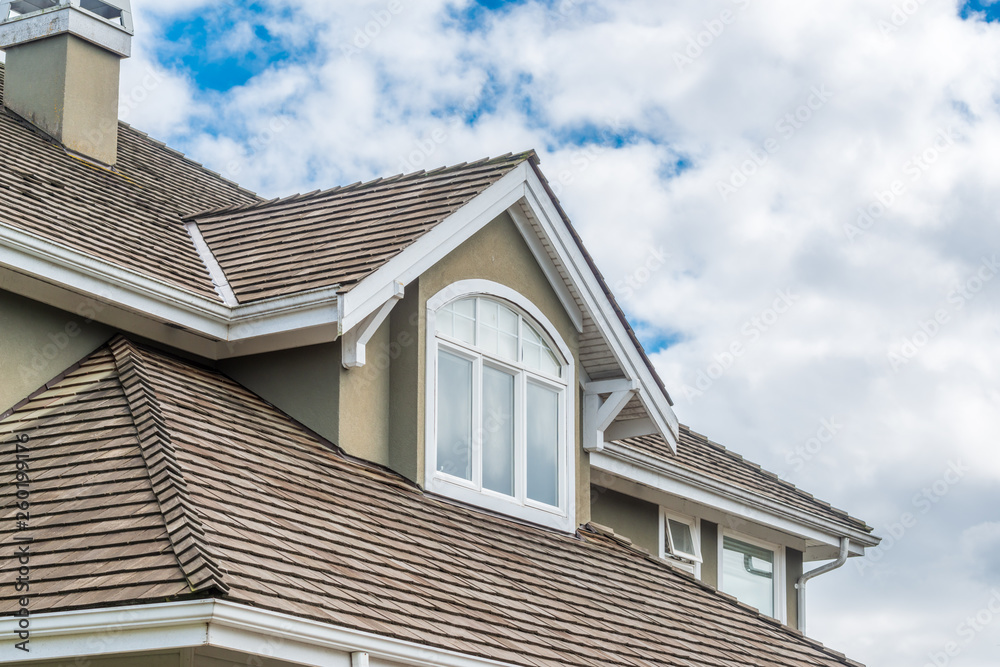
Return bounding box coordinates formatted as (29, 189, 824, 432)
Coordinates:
(5, 599, 520, 667)
(591, 446, 878, 557)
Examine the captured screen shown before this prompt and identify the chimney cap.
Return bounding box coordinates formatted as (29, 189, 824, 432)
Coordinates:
(0, 0, 133, 57)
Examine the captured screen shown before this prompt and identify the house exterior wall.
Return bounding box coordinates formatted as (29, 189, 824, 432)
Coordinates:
(381, 210, 587, 519)
(0, 289, 110, 414)
(700, 520, 720, 587)
(590, 487, 659, 555)
(218, 342, 341, 447)
(786, 547, 804, 629)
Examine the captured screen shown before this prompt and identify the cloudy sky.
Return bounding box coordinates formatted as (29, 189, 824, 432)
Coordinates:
(104, 0, 1000, 664)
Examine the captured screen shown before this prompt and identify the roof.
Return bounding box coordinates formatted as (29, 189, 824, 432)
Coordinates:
(0, 63, 260, 299)
(0, 338, 865, 667)
(618, 428, 873, 535)
(188, 152, 534, 303)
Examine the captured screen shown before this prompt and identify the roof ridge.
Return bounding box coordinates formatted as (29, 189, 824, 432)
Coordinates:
(183, 149, 539, 222)
(110, 336, 230, 595)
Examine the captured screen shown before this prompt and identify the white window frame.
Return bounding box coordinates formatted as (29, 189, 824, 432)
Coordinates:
(659, 509, 702, 577)
(718, 530, 785, 622)
(424, 280, 576, 533)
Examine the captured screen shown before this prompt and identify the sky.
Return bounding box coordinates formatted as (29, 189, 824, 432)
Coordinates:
(91, 0, 1000, 664)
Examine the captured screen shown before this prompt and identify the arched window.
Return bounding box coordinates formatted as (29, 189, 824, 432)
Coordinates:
(425, 282, 574, 530)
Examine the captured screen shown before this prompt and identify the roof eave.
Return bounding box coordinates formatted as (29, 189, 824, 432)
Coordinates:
(594, 441, 880, 552)
(0, 220, 342, 359)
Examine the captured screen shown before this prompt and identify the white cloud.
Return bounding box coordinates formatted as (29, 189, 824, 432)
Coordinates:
(119, 0, 1000, 664)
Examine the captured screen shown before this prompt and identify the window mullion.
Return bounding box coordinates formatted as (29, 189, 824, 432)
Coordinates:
(474, 355, 484, 492)
(516, 369, 527, 505)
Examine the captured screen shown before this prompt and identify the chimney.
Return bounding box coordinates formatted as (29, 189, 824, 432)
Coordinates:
(0, 0, 133, 165)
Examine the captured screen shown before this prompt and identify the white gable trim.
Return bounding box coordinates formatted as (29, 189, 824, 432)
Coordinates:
(0, 220, 343, 359)
(591, 444, 879, 555)
(338, 162, 678, 451)
(521, 168, 678, 451)
(2, 599, 520, 667)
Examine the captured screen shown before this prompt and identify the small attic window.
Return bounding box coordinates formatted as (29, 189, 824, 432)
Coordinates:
(425, 281, 576, 533)
(660, 509, 701, 575)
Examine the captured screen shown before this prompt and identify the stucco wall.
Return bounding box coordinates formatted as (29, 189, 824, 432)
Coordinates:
(369, 210, 590, 518)
(0, 289, 111, 414)
(700, 520, 720, 587)
(786, 546, 803, 629)
(219, 342, 340, 446)
(591, 487, 659, 555)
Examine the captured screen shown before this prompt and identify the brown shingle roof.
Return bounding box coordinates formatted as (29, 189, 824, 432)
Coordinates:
(0, 63, 260, 299)
(618, 427, 873, 535)
(188, 152, 533, 303)
(0, 339, 866, 667)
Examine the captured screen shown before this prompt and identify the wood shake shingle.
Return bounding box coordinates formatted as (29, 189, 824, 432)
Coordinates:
(0, 63, 260, 300)
(0, 340, 866, 667)
(188, 153, 533, 303)
(619, 428, 872, 534)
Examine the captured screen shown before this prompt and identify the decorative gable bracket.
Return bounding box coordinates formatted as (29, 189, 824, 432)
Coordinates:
(583, 378, 639, 453)
(340, 281, 405, 369)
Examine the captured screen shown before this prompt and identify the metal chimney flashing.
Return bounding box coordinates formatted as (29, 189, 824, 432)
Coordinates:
(0, 1, 133, 57)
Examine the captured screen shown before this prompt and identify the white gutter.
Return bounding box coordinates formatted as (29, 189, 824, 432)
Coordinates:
(796, 536, 849, 634)
(0, 221, 342, 352)
(10, 599, 520, 667)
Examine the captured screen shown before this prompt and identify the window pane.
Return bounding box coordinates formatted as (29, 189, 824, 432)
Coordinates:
(481, 367, 515, 497)
(522, 324, 561, 377)
(668, 519, 696, 557)
(526, 383, 559, 507)
(445, 298, 476, 345)
(721, 537, 774, 616)
(437, 351, 473, 481)
(479, 300, 518, 362)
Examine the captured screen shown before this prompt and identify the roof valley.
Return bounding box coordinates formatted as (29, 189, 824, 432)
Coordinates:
(110, 336, 230, 595)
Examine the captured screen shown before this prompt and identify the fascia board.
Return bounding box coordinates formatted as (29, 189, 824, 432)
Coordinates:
(0, 222, 343, 355)
(521, 171, 680, 451)
(0, 600, 520, 667)
(0, 222, 231, 337)
(593, 445, 879, 551)
(339, 163, 530, 334)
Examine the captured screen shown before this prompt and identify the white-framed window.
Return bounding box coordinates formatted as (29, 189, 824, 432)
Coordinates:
(659, 509, 701, 576)
(719, 531, 785, 621)
(425, 280, 575, 532)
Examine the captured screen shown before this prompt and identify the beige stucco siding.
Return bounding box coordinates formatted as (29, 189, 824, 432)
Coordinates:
(415, 212, 584, 502)
(219, 342, 341, 445)
(590, 487, 659, 555)
(0, 289, 111, 413)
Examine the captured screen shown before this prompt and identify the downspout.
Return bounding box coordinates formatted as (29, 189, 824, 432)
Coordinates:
(796, 537, 849, 634)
